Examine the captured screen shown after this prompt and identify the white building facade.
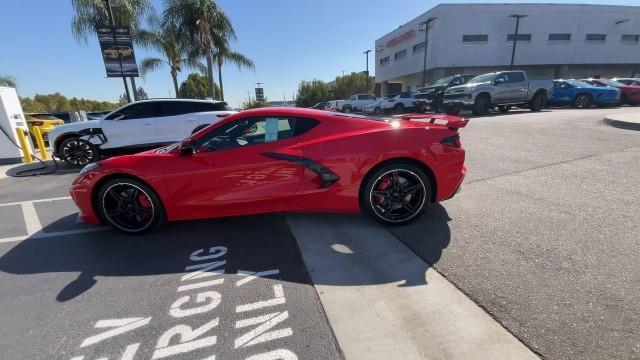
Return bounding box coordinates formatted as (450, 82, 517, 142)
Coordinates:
(375, 3, 640, 94)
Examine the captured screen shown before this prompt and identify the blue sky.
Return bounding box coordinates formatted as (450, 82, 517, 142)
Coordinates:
(1, 0, 638, 108)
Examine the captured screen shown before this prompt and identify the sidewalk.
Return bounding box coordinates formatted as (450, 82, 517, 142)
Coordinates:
(604, 112, 640, 130)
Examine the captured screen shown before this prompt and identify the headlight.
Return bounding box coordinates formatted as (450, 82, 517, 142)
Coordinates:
(79, 162, 101, 175)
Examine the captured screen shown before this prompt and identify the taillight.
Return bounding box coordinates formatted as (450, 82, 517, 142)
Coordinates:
(32, 121, 44, 126)
(440, 134, 461, 148)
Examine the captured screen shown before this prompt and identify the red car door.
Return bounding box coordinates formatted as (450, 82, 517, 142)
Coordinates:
(162, 116, 308, 221)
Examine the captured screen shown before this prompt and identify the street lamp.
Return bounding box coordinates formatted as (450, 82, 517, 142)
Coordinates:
(509, 14, 528, 68)
(419, 17, 437, 87)
(363, 50, 372, 94)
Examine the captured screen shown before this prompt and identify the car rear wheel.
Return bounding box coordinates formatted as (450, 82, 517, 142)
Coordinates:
(97, 178, 165, 234)
(373, 107, 382, 115)
(393, 104, 405, 114)
(572, 94, 592, 109)
(529, 93, 546, 112)
(362, 164, 431, 226)
(59, 137, 99, 166)
(342, 106, 352, 113)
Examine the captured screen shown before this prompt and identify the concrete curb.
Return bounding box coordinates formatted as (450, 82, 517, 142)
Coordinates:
(604, 113, 640, 131)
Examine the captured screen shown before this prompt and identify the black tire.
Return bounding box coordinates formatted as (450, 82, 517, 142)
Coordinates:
(59, 137, 99, 167)
(361, 163, 431, 226)
(472, 94, 491, 115)
(572, 94, 592, 109)
(529, 93, 546, 112)
(342, 106, 352, 113)
(96, 177, 166, 234)
(191, 124, 208, 134)
(498, 105, 511, 113)
(373, 107, 382, 115)
(432, 97, 444, 113)
(393, 103, 405, 114)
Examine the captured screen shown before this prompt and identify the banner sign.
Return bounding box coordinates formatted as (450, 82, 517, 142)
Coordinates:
(96, 26, 139, 77)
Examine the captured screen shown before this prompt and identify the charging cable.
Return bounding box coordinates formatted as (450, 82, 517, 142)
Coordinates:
(0, 124, 59, 177)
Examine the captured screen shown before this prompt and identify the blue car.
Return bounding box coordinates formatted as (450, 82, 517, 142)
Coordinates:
(550, 79, 620, 108)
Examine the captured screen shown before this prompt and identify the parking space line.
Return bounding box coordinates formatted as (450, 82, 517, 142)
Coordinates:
(0, 226, 109, 244)
(0, 196, 72, 208)
(21, 202, 41, 236)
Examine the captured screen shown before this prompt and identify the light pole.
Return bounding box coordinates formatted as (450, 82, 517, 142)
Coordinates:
(363, 50, 372, 94)
(509, 14, 528, 68)
(419, 17, 437, 87)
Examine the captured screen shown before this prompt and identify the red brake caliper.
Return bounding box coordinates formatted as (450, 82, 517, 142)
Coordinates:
(375, 177, 390, 203)
(137, 194, 152, 217)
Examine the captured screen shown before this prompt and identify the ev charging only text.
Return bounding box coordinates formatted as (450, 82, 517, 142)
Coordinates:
(70, 246, 298, 360)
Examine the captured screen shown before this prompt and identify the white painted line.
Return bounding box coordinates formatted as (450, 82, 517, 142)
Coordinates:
(287, 214, 539, 360)
(0, 226, 110, 244)
(0, 196, 71, 208)
(21, 202, 41, 235)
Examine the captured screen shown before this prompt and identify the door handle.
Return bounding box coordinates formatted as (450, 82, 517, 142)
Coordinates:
(142, 123, 152, 126)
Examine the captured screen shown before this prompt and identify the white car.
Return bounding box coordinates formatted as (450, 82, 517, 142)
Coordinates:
(362, 96, 395, 115)
(341, 94, 377, 113)
(49, 99, 235, 166)
(381, 92, 415, 113)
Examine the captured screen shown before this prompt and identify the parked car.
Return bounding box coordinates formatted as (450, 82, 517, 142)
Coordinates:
(311, 102, 329, 110)
(25, 113, 64, 143)
(381, 92, 414, 114)
(103, 45, 133, 59)
(414, 75, 475, 113)
(340, 94, 377, 113)
(49, 99, 235, 166)
(549, 79, 620, 108)
(363, 97, 393, 115)
(580, 78, 640, 105)
(87, 110, 112, 120)
(325, 100, 346, 112)
(443, 71, 552, 115)
(611, 78, 640, 86)
(70, 108, 469, 233)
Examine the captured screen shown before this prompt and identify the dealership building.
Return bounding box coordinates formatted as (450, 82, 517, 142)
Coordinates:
(375, 3, 640, 95)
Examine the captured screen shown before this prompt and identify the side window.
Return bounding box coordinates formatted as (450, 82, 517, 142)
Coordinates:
(507, 72, 525, 83)
(198, 117, 303, 151)
(495, 74, 508, 84)
(450, 77, 462, 86)
(105, 102, 158, 120)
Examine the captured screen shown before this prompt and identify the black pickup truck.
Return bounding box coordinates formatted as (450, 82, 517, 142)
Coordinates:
(413, 75, 475, 113)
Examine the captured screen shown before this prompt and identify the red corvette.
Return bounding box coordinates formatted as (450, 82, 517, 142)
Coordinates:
(69, 107, 468, 233)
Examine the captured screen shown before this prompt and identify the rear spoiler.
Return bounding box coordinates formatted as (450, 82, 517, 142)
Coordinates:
(393, 113, 469, 129)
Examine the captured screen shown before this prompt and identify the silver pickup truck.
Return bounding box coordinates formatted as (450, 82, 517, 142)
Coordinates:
(443, 71, 553, 115)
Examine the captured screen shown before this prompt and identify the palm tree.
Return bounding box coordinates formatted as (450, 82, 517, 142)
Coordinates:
(163, 0, 237, 99)
(70, 0, 152, 43)
(0, 75, 17, 88)
(213, 40, 254, 101)
(137, 14, 206, 97)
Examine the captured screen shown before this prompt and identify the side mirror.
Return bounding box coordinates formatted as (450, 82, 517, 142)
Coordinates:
(179, 141, 195, 155)
(494, 78, 505, 85)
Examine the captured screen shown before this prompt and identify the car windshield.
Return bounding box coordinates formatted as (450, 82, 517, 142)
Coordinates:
(598, 79, 624, 87)
(468, 73, 496, 84)
(434, 76, 455, 86)
(565, 80, 592, 87)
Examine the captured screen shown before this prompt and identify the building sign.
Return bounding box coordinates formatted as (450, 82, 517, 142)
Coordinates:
(385, 30, 415, 49)
(96, 26, 139, 77)
(255, 87, 265, 102)
(376, 44, 384, 52)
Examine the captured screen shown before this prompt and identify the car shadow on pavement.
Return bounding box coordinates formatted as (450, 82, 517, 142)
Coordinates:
(5, 160, 81, 177)
(0, 206, 452, 302)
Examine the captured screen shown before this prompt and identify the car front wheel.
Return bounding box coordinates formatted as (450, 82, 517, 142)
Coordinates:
(97, 178, 165, 234)
(362, 163, 431, 226)
(59, 137, 99, 166)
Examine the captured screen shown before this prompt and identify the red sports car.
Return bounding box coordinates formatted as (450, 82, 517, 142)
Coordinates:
(70, 108, 468, 233)
(580, 78, 640, 105)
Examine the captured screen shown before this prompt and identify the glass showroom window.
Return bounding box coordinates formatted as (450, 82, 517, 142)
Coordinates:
(462, 34, 488, 42)
(621, 34, 640, 43)
(413, 42, 425, 53)
(507, 34, 531, 42)
(549, 33, 571, 41)
(394, 49, 407, 61)
(586, 34, 606, 41)
(379, 56, 390, 66)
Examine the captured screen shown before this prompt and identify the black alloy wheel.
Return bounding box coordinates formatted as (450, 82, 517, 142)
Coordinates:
(393, 103, 405, 115)
(60, 137, 99, 166)
(530, 93, 546, 112)
(374, 107, 382, 115)
(97, 178, 165, 234)
(472, 95, 491, 116)
(363, 164, 431, 225)
(572, 94, 592, 109)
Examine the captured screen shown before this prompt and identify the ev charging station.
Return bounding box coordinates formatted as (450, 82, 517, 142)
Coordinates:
(0, 86, 31, 164)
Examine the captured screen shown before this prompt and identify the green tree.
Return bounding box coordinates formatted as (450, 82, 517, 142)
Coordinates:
(164, 0, 236, 99)
(332, 72, 375, 100)
(0, 75, 17, 88)
(19, 98, 47, 113)
(136, 87, 149, 100)
(70, 0, 152, 43)
(241, 98, 269, 110)
(214, 40, 254, 101)
(296, 79, 330, 107)
(20, 94, 117, 113)
(34, 93, 71, 112)
(138, 12, 206, 97)
(178, 73, 220, 99)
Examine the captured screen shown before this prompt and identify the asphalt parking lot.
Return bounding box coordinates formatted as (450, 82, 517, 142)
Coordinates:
(0, 107, 638, 360)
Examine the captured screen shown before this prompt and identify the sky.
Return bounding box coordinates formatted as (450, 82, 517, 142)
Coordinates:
(0, 0, 638, 108)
